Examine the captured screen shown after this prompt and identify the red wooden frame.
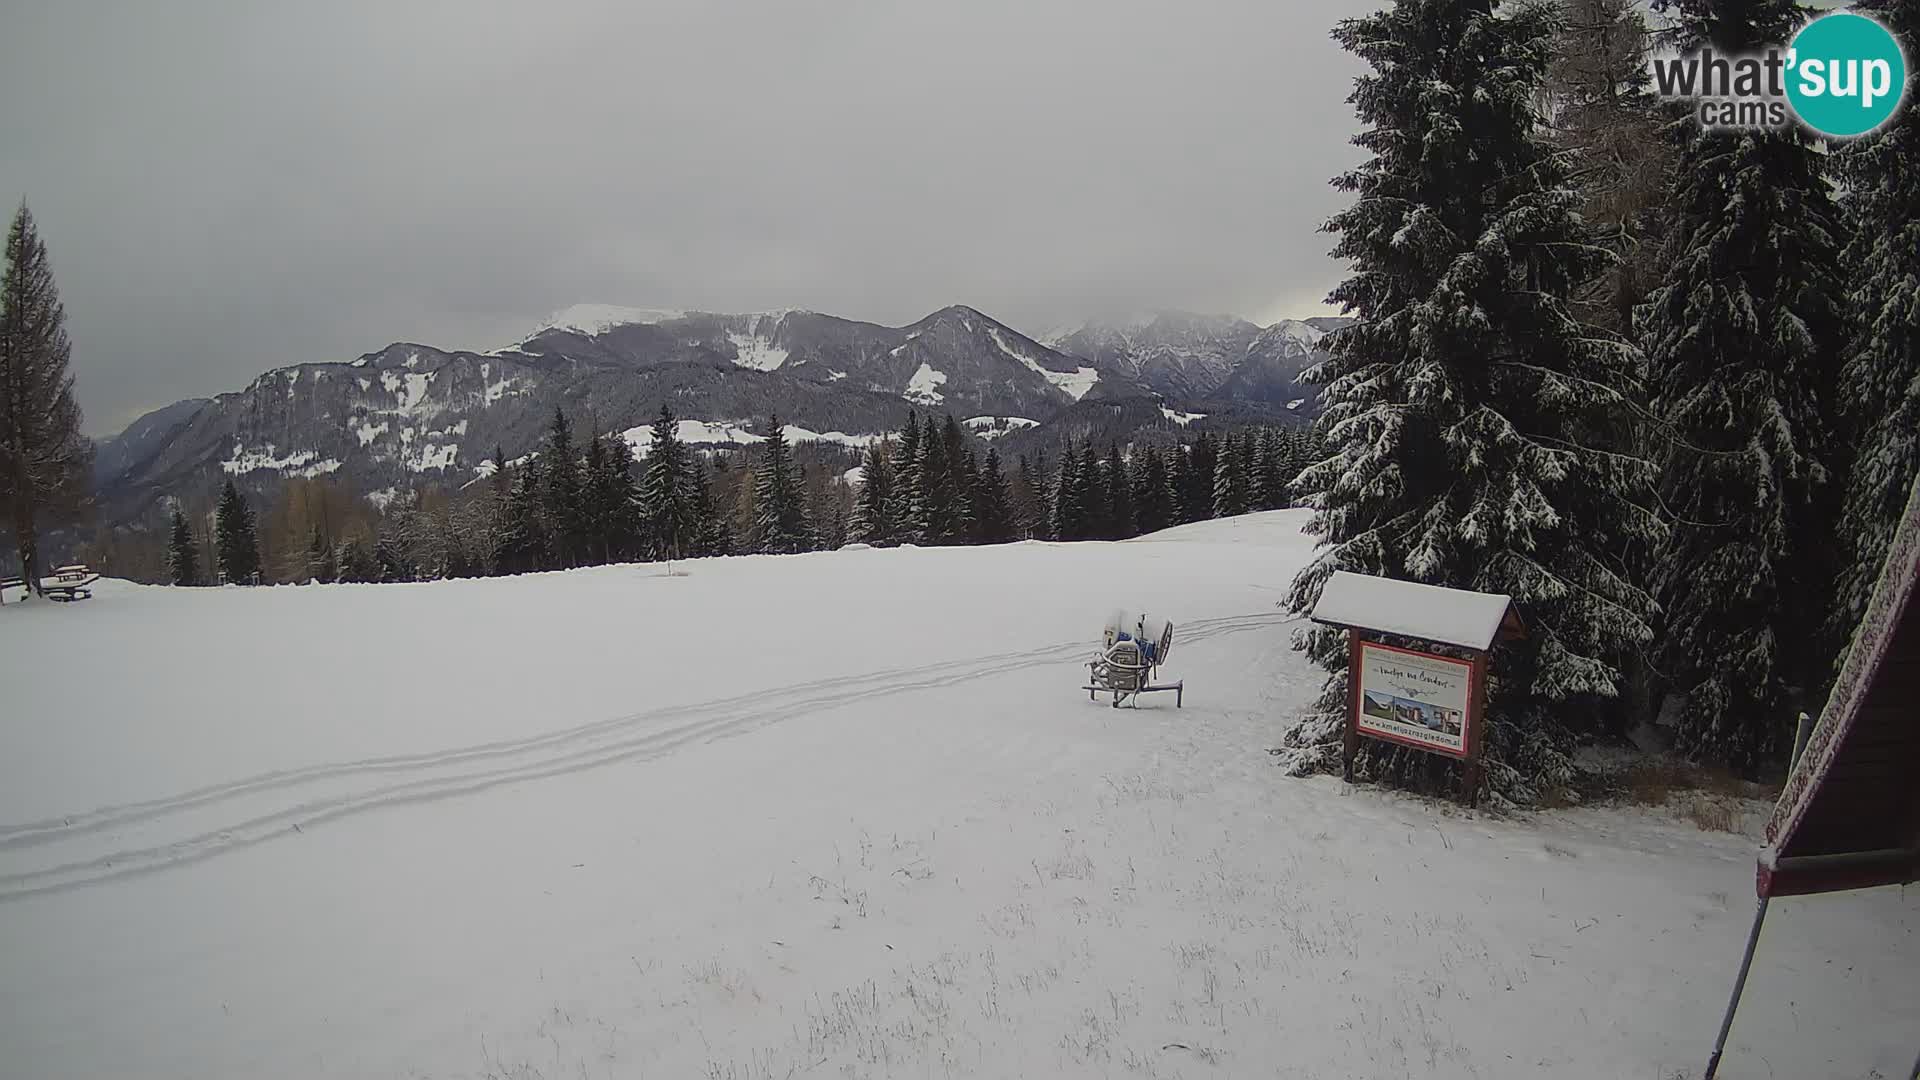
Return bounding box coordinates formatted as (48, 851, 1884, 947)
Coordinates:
(1350, 638, 1478, 761)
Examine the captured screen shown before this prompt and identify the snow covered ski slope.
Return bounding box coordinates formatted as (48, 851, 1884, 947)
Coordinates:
(1, 511, 1914, 1078)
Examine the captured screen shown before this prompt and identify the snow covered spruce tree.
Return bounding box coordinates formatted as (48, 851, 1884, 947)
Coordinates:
(1, 203, 92, 592)
(1213, 431, 1250, 519)
(1641, 0, 1850, 769)
(1829, 0, 1920, 651)
(540, 407, 586, 568)
(641, 404, 695, 563)
(890, 411, 925, 544)
(1281, 0, 1662, 804)
(851, 439, 897, 545)
(974, 447, 1014, 545)
(214, 480, 261, 585)
(752, 415, 811, 554)
(1131, 444, 1175, 536)
(1105, 444, 1134, 539)
(167, 505, 198, 586)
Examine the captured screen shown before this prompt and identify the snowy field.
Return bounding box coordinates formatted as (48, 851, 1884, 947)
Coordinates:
(1, 511, 1914, 1079)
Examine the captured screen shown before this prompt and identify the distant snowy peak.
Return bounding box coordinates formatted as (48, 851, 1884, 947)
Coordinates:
(535, 304, 690, 337)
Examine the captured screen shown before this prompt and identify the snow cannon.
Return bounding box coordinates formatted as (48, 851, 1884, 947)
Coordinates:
(1085, 611, 1183, 709)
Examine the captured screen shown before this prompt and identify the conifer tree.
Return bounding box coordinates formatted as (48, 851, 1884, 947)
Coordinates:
(1010, 453, 1045, 540)
(687, 455, 726, 557)
(1051, 440, 1085, 541)
(1641, 0, 1850, 768)
(914, 421, 957, 543)
(167, 505, 198, 586)
(942, 416, 975, 542)
(541, 407, 585, 567)
(1184, 434, 1218, 522)
(1105, 444, 1134, 539)
(1131, 444, 1175, 535)
(580, 430, 616, 565)
(1076, 441, 1106, 540)
(852, 439, 897, 545)
(1284, 0, 1661, 802)
(493, 461, 546, 574)
(1165, 445, 1192, 524)
(0, 203, 92, 592)
(1213, 432, 1249, 518)
(641, 404, 694, 562)
(974, 447, 1013, 544)
(752, 415, 811, 553)
(1829, 0, 1920, 647)
(890, 411, 924, 542)
(214, 479, 261, 584)
(1546, 0, 1671, 335)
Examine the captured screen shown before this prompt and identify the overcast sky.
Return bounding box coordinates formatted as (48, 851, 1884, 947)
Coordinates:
(1, 1, 1368, 434)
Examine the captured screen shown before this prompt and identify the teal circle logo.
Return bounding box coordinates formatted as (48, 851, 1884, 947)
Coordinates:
(1786, 12, 1908, 137)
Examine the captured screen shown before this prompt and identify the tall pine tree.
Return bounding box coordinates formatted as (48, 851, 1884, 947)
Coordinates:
(752, 415, 811, 554)
(1829, 0, 1920, 649)
(1641, 0, 1850, 769)
(974, 447, 1014, 544)
(0, 203, 92, 592)
(890, 411, 925, 543)
(1052, 440, 1085, 541)
(851, 439, 897, 545)
(215, 480, 261, 585)
(541, 408, 585, 567)
(1131, 444, 1175, 536)
(642, 405, 694, 562)
(1213, 432, 1249, 519)
(167, 505, 197, 586)
(1285, 0, 1661, 803)
(1105, 443, 1134, 539)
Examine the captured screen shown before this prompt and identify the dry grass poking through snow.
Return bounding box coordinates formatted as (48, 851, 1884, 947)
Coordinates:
(1592, 759, 1778, 835)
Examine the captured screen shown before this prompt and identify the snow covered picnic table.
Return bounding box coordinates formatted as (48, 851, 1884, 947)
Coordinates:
(1, 566, 100, 602)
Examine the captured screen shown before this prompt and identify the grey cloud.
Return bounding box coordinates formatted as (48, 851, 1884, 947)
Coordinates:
(0, 0, 1368, 433)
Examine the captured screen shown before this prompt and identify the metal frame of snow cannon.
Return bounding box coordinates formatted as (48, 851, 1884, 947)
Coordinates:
(1084, 615, 1183, 709)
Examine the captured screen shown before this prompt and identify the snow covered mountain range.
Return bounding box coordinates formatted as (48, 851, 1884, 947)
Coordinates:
(92, 304, 1348, 525)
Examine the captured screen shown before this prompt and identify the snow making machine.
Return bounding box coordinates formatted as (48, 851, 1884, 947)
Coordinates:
(1084, 611, 1183, 708)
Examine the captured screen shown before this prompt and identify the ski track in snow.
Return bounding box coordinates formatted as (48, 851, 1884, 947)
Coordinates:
(0, 612, 1293, 902)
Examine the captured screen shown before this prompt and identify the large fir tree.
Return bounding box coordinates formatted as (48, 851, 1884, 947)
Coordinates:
(974, 447, 1014, 544)
(1829, 0, 1920, 649)
(851, 439, 897, 545)
(0, 203, 92, 592)
(1213, 432, 1250, 519)
(642, 405, 694, 562)
(541, 408, 585, 567)
(1131, 444, 1175, 535)
(914, 420, 958, 543)
(1051, 440, 1086, 540)
(1641, 0, 1850, 769)
(167, 505, 198, 586)
(1283, 0, 1661, 803)
(752, 415, 811, 554)
(1105, 444, 1134, 539)
(1011, 453, 1046, 540)
(214, 480, 261, 585)
(890, 411, 925, 543)
(1183, 434, 1218, 523)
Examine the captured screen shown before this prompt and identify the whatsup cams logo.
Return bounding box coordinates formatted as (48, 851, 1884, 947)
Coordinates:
(1650, 11, 1909, 136)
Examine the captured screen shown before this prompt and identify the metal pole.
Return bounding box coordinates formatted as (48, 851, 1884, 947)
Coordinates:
(1702, 895, 1771, 1080)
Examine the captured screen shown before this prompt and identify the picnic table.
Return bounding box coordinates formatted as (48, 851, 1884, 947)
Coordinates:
(0, 565, 100, 602)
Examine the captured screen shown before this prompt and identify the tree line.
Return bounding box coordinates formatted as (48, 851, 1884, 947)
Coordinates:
(161, 404, 1326, 587)
(1273, 0, 1920, 802)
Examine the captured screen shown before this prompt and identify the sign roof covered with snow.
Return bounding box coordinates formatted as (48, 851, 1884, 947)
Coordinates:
(1308, 571, 1517, 651)
(1758, 474, 1920, 899)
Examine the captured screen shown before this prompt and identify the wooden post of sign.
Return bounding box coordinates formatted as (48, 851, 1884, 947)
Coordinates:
(1464, 651, 1489, 808)
(1342, 629, 1363, 783)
